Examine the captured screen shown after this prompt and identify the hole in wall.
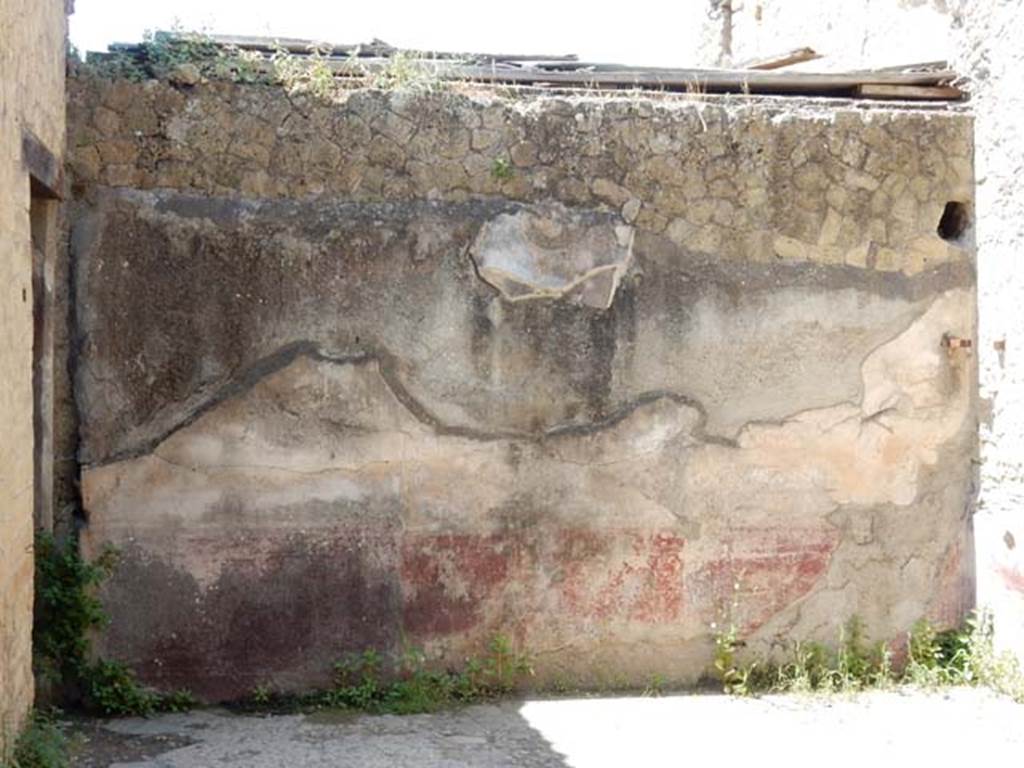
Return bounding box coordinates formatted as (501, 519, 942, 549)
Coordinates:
(937, 201, 970, 242)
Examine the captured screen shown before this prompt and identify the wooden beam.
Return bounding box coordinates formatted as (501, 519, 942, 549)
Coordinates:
(865, 61, 949, 73)
(854, 83, 963, 100)
(327, 59, 958, 94)
(21, 131, 63, 200)
(743, 47, 822, 71)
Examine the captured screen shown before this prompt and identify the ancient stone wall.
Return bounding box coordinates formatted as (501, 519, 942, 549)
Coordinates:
(704, 0, 1024, 663)
(66, 74, 976, 699)
(0, 0, 67, 752)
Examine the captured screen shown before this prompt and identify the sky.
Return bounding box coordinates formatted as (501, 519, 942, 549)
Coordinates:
(69, 0, 716, 68)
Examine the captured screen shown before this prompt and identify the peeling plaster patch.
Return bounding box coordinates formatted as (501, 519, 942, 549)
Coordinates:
(470, 202, 634, 309)
(724, 289, 973, 509)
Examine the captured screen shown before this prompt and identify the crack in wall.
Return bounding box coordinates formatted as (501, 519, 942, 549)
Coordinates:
(88, 339, 737, 469)
(88, 287, 962, 476)
(149, 451, 401, 477)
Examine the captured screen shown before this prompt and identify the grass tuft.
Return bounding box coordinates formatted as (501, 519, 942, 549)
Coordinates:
(712, 610, 1024, 701)
(238, 634, 532, 716)
(3, 710, 67, 768)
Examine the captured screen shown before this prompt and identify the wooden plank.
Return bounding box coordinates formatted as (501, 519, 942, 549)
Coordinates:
(743, 47, 822, 70)
(864, 61, 949, 73)
(326, 59, 957, 92)
(854, 83, 963, 100)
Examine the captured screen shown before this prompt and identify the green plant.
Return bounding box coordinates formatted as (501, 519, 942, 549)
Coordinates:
(964, 614, 1024, 702)
(4, 710, 67, 768)
(316, 635, 532, 715)
(830, 616, 881, 692)
(272, 42, 337, 99)
(86, 660, 159, 717)
(904, 618, 946, 687)
(159, 689, 199, 713)
(77, 26, 453, 96)
(250, 684, 273, 706)
(715, 611, 1024, 702)
(904, 618, 977, 688)
(82, 25, 219, 82)
(712, 624, 754, 695)
(33, 531, 197, 716)
(326, 649, 385, 710)
(714, 617, 893, 697)
(643, 673, 666, 697)
(140, 28, 221, 79)
(480, 633, 533, 693)
(33, 531, 118, 688)
(80, 25, 272, 87)
(212, 45, 270, 85)
(369, 50, 445, 92)
(906, 611, 1024, 701)
(491, 157, 513, 181)
(775, 641, 830, 693)
(82, 50, 148, 82)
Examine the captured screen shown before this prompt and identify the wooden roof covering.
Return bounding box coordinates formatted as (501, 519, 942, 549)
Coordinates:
(99, 34, 964, 102)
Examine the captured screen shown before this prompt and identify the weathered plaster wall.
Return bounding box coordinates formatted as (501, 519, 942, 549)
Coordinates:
(0, 0, 67, 751)
(707, 0, 1024, 662)
(67, 75, 976, 699)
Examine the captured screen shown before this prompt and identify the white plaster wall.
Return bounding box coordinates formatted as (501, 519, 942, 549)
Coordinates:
(952, 0, 1024, 654)
(722, 0, 957, 70)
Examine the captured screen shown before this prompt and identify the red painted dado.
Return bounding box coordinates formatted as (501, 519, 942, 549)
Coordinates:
(401, 533, 515, 635)
(91, 521, 844, 699)
(555, 530, 686, 624)
(689, 527, 839, 634)
(400, 528, 688, 639)
(399, 526, 832, 642)
(928, 539, 975, 627)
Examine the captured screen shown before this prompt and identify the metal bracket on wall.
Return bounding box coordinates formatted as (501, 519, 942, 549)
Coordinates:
(942, 334, 973, 350)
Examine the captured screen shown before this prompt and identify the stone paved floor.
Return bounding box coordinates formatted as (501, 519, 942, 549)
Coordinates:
(67, 688, 1023, 767)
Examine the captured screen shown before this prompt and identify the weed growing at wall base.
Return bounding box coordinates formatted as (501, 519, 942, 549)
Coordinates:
(33, 532, 197, 716)
(712, 612, 1024, 701)
(239, 635, 533, 715)
(33, 531, 116, 688)
(35, 529, 527, 718)
(1, 710, 67, 768)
